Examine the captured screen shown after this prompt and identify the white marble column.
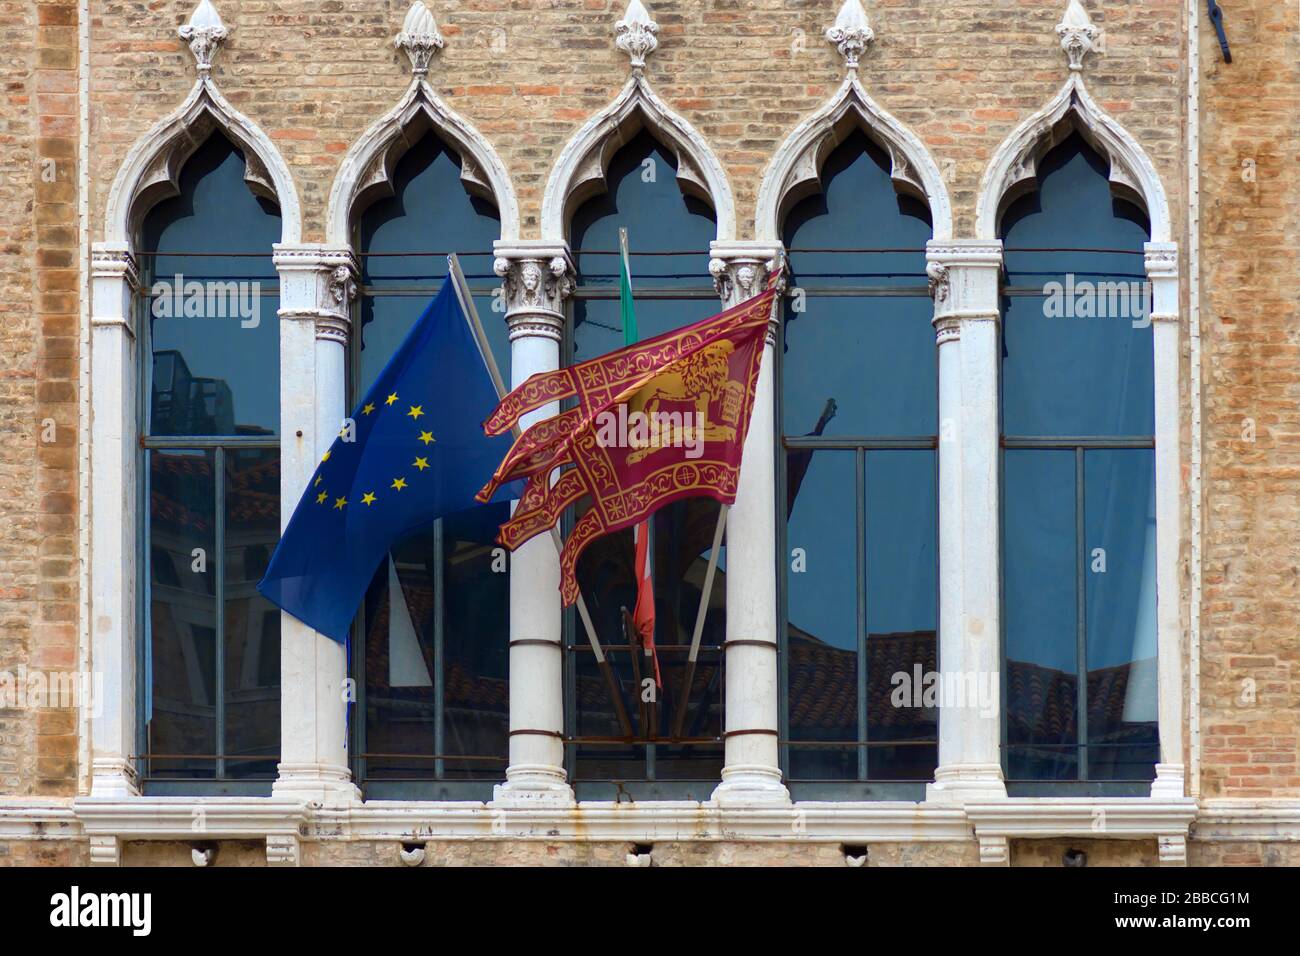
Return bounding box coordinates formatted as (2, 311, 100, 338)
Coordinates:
(490, 242, 576, 807)
(1144, 241, 1185, 799)
(707, 241, 790, 806)
(88, 242, 142, 798)
(270, 244, 360, 806)
(925, 240, 1007, 803)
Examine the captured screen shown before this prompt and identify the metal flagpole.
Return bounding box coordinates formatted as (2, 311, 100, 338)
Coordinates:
(672, 503, 728, 740)
(448, 254, 633, 738)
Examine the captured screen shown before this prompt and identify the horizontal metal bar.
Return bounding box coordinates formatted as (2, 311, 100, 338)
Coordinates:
(566, 643, 722, 653)
(564, 736, 719, 746)
(768, 285, 931, 296)
(782, 739, 938, 749)
(784, 436, 936, 450)
(354, 753, 506, 763)
(1002, 436, 1154, 449)
(139, 753, 278, 761)
(142, 436, 280, 448)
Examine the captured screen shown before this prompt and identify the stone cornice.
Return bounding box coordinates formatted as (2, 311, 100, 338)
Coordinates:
(4, 796, 1280, 848)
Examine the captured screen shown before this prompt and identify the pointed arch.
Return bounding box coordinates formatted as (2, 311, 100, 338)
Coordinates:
(541, 75, 736, 242)
(975, 73, 1171, 242)
(755, 73, 952, 242)
(326, 79, 520, 245)
(104, 77, 301, 245)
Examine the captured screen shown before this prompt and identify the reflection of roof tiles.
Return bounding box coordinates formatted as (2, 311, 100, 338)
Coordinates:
(149, 489, 213, 534)
(149, 454, 279, 530)
(788, 628, 937, 734)
(361, 576, 1153, 747)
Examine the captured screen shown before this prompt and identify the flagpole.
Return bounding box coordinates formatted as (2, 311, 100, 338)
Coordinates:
(448, 254, 634, 739)
(620, 227, 659, 709)
(672, 503, 728, 740)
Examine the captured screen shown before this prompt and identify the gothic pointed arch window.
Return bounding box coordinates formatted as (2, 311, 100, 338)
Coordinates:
(778, 129, 939, 797)
(139, 132, 283, 790)
(345, 128, 513, 799)
(564, 128, 727, 798)
(999, 132, 1159, 791)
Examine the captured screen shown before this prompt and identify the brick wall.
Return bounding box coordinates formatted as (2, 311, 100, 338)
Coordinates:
(84, 0, 1185, 242)
(0, 0, 81, 797)
(1197, 0, 1300, 800)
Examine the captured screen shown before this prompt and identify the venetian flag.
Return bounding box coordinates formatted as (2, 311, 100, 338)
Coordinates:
(475, 276, 778, 609)
(621, 234, 660, 687)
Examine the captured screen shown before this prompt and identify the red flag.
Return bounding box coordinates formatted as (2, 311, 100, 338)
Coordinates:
(476, 287, 777, 607)
(632, 520, 659, 686)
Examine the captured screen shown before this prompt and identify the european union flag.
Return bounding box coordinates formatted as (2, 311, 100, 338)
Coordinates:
(258, 277, 517, 643)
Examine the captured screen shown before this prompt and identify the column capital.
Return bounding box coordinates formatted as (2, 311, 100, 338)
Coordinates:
(926, 239, 1003, 325)
(1144, 241, 1180, 324)
(1143, 241, 1179, 277)
(492, 240, 574, 342)
(272, 243, 359, 345)
(90, 241, 140, 286)
(708, 241, 786, 305)
(90, 241, 141, 335)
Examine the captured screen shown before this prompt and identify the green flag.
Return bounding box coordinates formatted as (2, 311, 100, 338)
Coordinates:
(619, 228, 637, 347)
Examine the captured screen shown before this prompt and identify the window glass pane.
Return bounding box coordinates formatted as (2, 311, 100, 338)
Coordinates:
(1003, 449, 1079, 780)
(221, 447, 280, 778)
(865, 450, 937, 779)
(571, 129, 716, 292)
(1084, 449, 1159, 780)
(142, 135, 281, 437)
(1000, 135, 1153, 438)
(147, 449, 218, 778)
(357, 131, 505, 385)
(441, 504, 510, 779)
(1002, 294, 1154, 437)
(568, 499, 726, 786)
(782, 130, 931, 292)
(782, 294, 936, 438)
(361, 529, 437, 779)
(1001, 136, 1149, 286)
(786, 449, 858, 779)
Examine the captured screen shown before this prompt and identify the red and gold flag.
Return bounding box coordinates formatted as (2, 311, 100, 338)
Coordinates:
(476, 286, 778, 606)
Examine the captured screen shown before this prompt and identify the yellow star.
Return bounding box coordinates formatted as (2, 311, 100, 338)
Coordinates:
(316, 491, 328, 504)
(333, 496, 347, 510)
(361, 402, 375, 416)
(322, 450, 331, 462)
(418, 430, 435, 445)
(314, 475, 322, 486)
(391, 477, 408, 491)
(413, 456, 429, 471)
(361, 491, 377, 506)
(407, 405, 424, 420)
(385, 392, 399, 406)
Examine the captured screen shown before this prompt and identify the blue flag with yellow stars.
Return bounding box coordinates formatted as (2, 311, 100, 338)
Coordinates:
(257, 277, 518, 643)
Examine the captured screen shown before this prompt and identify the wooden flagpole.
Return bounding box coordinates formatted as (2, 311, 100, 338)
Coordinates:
(448, 254, 633, 738)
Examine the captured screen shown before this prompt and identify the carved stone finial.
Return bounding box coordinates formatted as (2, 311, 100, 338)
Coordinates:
(826, 0, 874, 71)
(179, 0, 228, 76)
(395, 1, 445, 76)
(615, 0, 659, 72)
(1057, 0, 1101, 72)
